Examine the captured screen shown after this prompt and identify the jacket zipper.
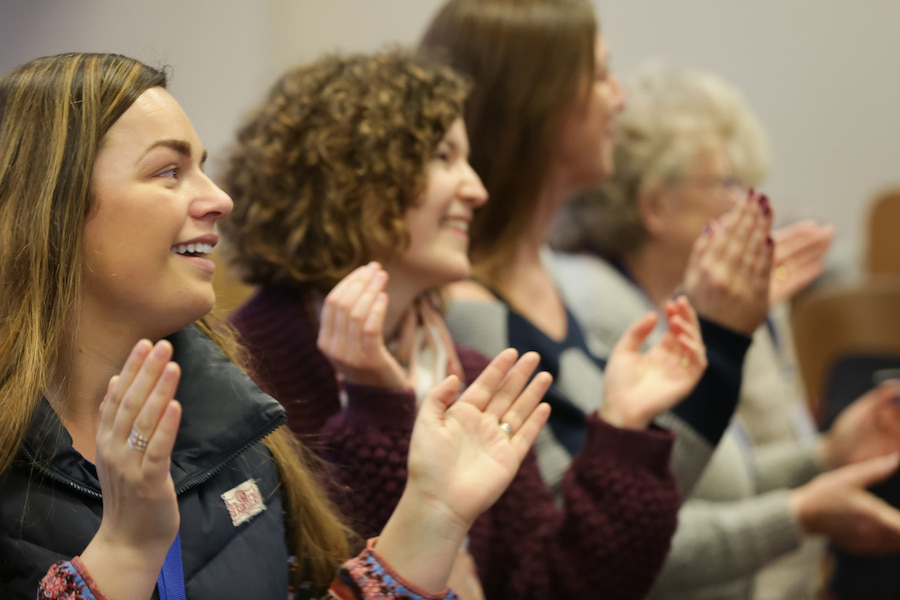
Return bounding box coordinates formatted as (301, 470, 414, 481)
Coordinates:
(174, 413, 285, 495)
(21, 446, 103, 499)
(21, 413, 286, 500)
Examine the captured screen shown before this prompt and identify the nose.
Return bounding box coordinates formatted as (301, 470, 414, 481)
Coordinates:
(460, 161, 488, 208)
(191, 172, 234, 223)
(609, 72, 626, 113)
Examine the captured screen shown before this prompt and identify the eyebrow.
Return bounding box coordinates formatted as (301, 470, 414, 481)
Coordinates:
(138, 139, 207, 166)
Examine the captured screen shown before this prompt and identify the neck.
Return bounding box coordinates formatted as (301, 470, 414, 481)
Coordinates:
(48, 308, 182, 461)
(490, 178, 571, 292)
(382, 270, 429, 341)
(620, 242, 686, 308)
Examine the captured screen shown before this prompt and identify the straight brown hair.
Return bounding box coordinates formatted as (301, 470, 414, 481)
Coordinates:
(0, 53, 348, 593)
(420, 0, 597, 284)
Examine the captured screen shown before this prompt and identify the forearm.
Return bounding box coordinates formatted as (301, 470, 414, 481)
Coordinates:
(474, 414, 680, 600)
(754, 439, 824, 492)
(77, 534, 168, 600)
(650, 491, 802, 593)
(663, 318, 751, 495)
(374, 489, 469, 594)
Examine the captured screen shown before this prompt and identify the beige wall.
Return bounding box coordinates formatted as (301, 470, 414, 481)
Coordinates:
(2, 0, 898, 272)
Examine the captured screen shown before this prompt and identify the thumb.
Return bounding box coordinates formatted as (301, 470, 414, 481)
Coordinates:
(616, 311, 658, 354)
(418, 375, 462, 422)
(840, 453, 900, 489)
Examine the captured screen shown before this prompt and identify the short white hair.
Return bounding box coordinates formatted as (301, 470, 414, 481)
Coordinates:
(551, 60, 771, 258)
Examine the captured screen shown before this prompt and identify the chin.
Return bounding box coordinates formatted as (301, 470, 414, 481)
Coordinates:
(429, 263, 471, 289)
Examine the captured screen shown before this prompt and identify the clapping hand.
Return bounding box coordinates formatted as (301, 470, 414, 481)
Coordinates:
(81, 339, 182, 600)
(820, 380, 900, 469)
(375, 349, 551, 592)
(683, 189, 774, 335)
(770, 220, 835, 306)
(601, 296, 708, 430)
(407, 349, 551, 527)
(318, 262, 409, 389)
(791, 454, 900, 554)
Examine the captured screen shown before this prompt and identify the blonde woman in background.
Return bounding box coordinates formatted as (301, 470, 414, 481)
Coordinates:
(551, 60, 900, 600)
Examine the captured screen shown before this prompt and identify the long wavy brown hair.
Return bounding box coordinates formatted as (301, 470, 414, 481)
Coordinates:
(0, 53, 347, 593)
(420, 0, 597, 285)
(219, 49, 469, 294)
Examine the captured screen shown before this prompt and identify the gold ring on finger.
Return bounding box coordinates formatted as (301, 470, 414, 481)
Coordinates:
(127, 427, 149, 452)
(775, 265, 788, 281)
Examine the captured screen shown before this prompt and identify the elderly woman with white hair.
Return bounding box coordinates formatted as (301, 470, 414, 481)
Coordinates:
(550, 61, 900, 600)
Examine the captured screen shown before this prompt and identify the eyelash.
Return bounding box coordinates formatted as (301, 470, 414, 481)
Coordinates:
(157, 167, 179, 179)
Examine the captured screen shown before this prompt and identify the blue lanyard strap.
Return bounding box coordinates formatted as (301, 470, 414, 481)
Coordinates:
(157, 531, 187, 600)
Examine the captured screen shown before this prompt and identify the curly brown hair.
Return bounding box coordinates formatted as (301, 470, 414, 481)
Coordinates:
(219, 49, 469, 293)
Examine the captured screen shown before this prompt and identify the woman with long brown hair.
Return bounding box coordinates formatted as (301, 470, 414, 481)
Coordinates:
(0, 52, 551, 600)
(421, 0, 774, 522)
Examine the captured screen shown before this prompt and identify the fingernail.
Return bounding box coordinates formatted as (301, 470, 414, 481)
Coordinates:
(702, 225, 710, 237)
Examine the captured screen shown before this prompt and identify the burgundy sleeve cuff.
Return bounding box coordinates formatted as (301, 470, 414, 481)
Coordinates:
(342, 382, 418, 430)
(582, 413, 675, 477)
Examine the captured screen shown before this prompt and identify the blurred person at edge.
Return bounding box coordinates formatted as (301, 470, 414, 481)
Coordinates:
(550, 60, 900, 600)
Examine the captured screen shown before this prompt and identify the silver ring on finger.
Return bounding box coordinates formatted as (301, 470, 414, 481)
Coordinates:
(499, 422, 514, 437)
(127, 428, 150, 452)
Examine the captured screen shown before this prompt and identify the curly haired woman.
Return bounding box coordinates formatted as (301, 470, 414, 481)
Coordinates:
(221, 48, 708, 600)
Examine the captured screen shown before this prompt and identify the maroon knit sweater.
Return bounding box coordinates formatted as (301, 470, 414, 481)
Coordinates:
(231, 286, 681, 600)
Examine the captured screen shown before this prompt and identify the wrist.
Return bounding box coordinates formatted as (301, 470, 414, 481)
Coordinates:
(375, 488, 470, 593)
(598, 401, 651, 431)
(817, 434, 839, 470)
(789, 484, 818, 536)
(80, 529, 171, 600)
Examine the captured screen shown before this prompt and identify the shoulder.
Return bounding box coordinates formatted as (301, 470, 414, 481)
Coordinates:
(443, 285, 511, 361)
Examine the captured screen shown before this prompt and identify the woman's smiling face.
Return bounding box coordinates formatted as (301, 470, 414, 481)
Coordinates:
(83, 86, 233, 337)
(387, 117, 488, 290)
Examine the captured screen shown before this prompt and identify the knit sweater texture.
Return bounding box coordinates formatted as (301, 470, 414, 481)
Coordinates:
(231, 285, 682, 600)
(551, 251, 825, 600)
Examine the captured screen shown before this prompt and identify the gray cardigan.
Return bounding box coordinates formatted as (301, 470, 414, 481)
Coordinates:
(551, 251, 825, 600)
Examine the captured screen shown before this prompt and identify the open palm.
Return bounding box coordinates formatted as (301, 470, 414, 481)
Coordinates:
(601, 297, 707, 429)
(406, 349, 552, 526)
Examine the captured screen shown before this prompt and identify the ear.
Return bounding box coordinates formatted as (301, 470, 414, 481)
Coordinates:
(638, 183, 668, 237)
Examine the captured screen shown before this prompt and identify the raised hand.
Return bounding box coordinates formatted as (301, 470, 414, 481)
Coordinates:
(770, 220, 835, 306)
(683, 189, 774, 335)
(317, 262, 409, 389)
(408, 349, 552, 524)
(791, 454, 900, 554)
(601, 296, 708, 430)
(820, 380, 900, 469)
(375, 349, 552, 592)
(80, 339, 182, 600)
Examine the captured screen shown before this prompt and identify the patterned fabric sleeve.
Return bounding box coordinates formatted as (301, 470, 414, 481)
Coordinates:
(326, 539, 458, 600)
(38, 557, 110, 600)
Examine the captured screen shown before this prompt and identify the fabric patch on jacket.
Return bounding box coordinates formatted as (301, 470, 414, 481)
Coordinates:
(221, 479, 266, 526)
